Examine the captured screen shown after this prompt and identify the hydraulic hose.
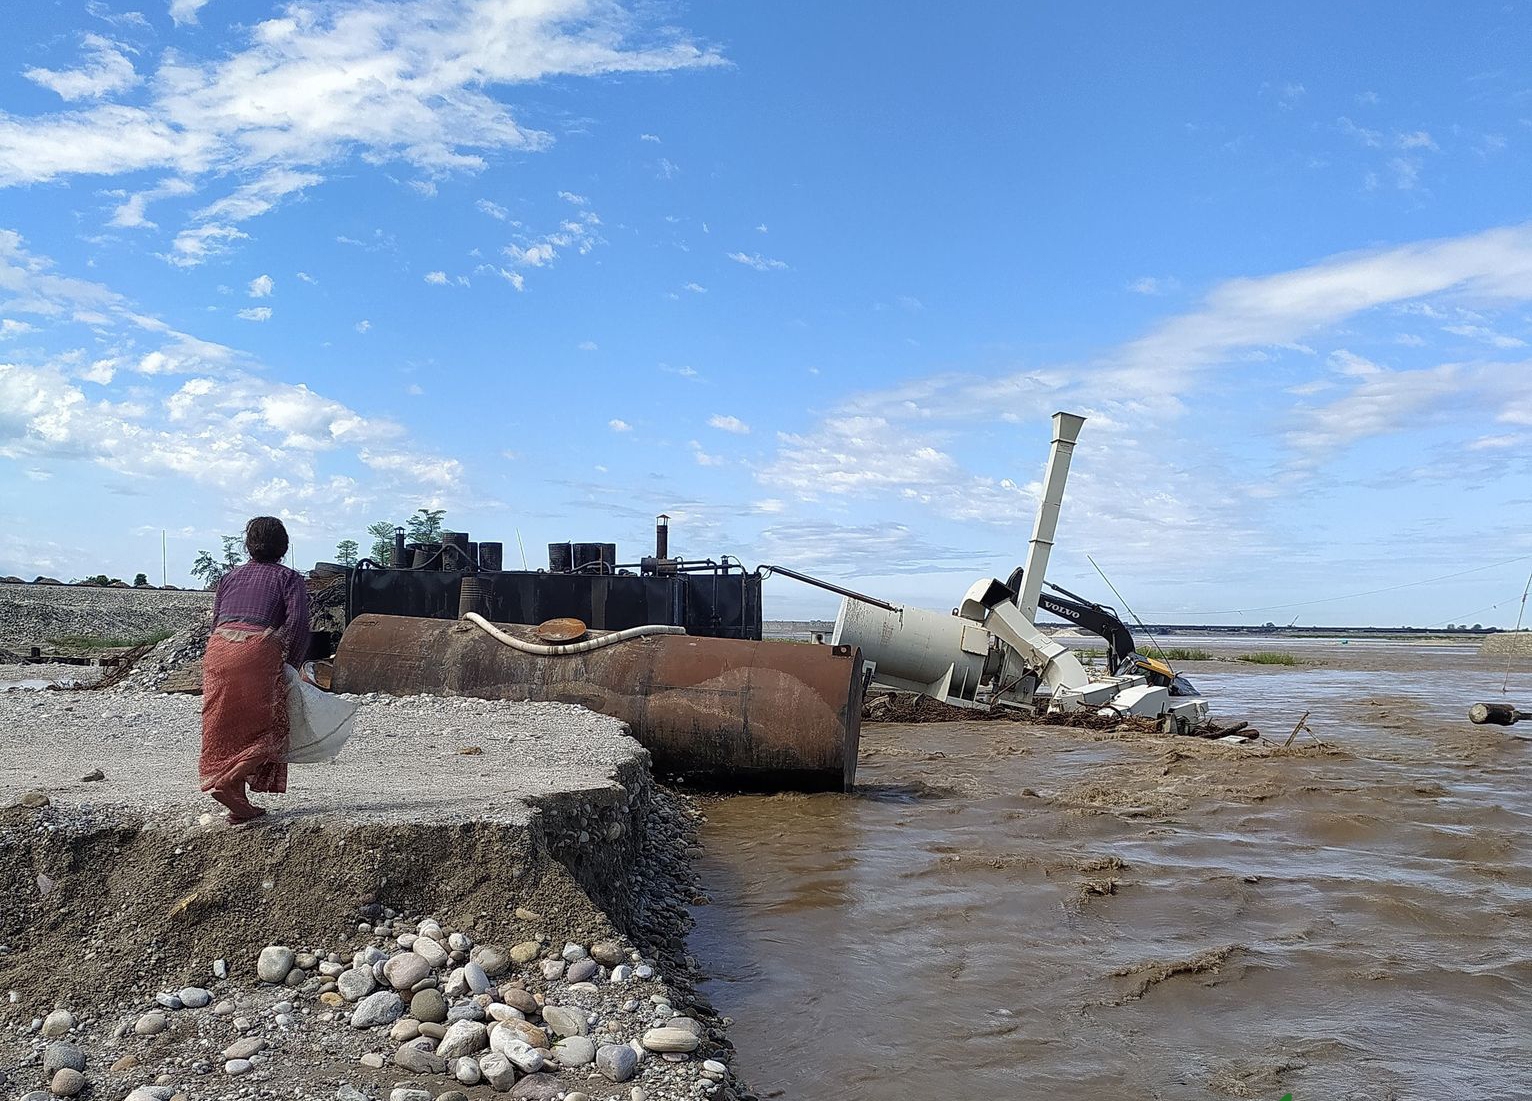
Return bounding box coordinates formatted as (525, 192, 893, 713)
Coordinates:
(462, 611, 685, 656)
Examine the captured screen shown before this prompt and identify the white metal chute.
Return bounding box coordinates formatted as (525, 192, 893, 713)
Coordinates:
(1015, 411, 1085, 624)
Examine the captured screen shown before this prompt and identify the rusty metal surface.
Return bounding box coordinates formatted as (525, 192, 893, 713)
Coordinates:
(333, 614, 862, 791)
(535, 617, 589, 643)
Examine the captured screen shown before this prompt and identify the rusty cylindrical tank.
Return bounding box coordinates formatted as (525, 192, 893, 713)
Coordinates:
(332, 614, 863, 791)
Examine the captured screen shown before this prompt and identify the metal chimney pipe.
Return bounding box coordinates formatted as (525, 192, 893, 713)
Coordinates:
(656, 514, 670, 559)
(1015, 411, 1086, 624)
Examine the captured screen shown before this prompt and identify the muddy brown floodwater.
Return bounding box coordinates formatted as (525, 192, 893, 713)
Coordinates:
(691, 637, 1532, 1099)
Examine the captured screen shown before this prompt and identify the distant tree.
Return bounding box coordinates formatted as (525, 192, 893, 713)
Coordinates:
(405, 508, 446, 545)
(191, 536, 246, 590)
(335, 539, 359, 567)
(133, 572, 149, 588)
(366, 521, 397, 564)
(1446, 623, 1456, 630)
(1473, 623, 1483, 631)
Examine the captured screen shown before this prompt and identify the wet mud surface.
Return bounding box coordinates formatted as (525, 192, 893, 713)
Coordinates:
(690, 637, 1532, 1099)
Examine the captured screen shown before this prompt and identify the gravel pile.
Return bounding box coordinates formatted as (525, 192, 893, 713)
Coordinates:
(113, 623, 212, 692)
(0, 584, 211, 649)
(0, 913, 746, 1101)
(1481, 631, 1532, 657)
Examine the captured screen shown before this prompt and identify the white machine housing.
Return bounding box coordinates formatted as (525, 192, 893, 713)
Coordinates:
(830, 411, 1209, 732)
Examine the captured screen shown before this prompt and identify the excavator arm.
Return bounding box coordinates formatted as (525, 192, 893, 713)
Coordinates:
(1005, 568, 1199, 697)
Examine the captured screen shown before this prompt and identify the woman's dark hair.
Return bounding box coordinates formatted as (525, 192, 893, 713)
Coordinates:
(245, 516, 289, 563)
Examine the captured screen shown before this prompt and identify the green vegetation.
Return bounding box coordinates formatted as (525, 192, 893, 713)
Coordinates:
(366, 521, 397, 564)
(334, 539, 360, 567)
(405, 508, 447, 545)
(1160, 647, 1214, 662)
(191, 535, 245, 589)
(1074, 647, 1106, 659)
(1237, 651, 1300, 665)
(49, 628, 175, 650)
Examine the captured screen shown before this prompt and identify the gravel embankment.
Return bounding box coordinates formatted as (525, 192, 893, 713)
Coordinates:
(0, 584, 212, 649)
(0, 685, 752, 1101)
(0, 684, 634, 825)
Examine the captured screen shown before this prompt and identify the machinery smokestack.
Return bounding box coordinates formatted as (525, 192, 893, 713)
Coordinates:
(391, 527, 406, 568)
(656, 513, 670, 559)
(1016, 411, 1086, 624)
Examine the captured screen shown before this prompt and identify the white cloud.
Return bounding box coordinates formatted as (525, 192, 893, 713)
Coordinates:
(0, 319, 37, 337)
(690, 440, 723, 466)
(295, 271, 317, 284)
(501, 210, 604, 278)
(166, 169, 323, 267)
(476, 265, 525, 290)
(1286, 360, 1462, 458)
(0, 233, 463, 517)
(727, 251, 788, 272)
(1396, 130, 1438, 151)
(639, 133, 661, 143)
(476, 199, 509, 221)
(248, 273, 273, 297)
(1443, 323, 1525, 349)
(169, 0, 211, 25)
(756, 223, 768, 234)
(0, 1, 723, 260)
(236, 306, 272, 321)
(424, 270, 449, 285)
(24, 35, 140, 101)
(80, 358, 116, 384)
(608, 418, 632, 432)
(558, 191, 588, 205)
(577, 340, 598, 351)
(1386, 156, 1421, 190)
(656, 158, 680, 179)
(355, 320, 371, 333)
(1337, 116, 1384, 148)
(708, 414, 749, 434)
(683, 282, 707, 294)
(107, 177, 197, 229)
(754, 220, 1532, 572)
(1127, 275, 1179, 295)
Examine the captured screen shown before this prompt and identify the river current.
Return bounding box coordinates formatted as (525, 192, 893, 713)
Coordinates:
(690, 637, 1532, 1099)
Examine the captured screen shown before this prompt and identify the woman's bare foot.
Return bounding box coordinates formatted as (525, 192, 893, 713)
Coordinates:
(227, 806, 268, 826)
(211, 783, 256, 819)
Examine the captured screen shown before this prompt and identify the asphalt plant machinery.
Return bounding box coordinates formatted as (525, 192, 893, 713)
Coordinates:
(830, 411, 1212, 732)
(330, 517, 864, 791)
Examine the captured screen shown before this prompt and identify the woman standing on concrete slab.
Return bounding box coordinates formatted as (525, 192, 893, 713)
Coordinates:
(199, 516, 309, 825)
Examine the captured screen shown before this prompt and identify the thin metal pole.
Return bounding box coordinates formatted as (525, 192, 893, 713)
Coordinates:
(161, 529, 167, 587)
(515, 529, 528, 570)
(1503, 571, 1532, 695)
(1087, 554, 1173, 668)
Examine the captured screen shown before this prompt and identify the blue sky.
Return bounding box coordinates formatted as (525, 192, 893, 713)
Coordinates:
(3, 1, 1532, 625)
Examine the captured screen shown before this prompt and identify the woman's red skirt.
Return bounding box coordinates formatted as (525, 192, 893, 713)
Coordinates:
(199, 624, 289, 794)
